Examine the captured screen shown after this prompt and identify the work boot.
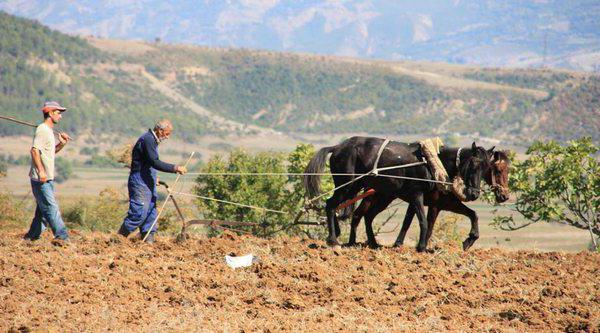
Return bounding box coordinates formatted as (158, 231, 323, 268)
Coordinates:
(141, 232, 155, 244)
(51, 238, 71, 247)
(117, 224, 130, 238)
(23, 234, 40, 242)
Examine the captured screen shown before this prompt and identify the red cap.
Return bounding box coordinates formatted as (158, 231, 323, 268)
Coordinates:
(41, 101, 67, 113)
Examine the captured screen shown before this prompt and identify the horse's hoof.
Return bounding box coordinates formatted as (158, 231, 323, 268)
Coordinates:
(462, 242, 472, 251)
(416, 246, 427, 253)
(343, 242, 359, 248)
(462, 237, 477, 251)
(327, 240, 341, 251)
(367, 242, 381, 249)
(392, 242, 403, 248)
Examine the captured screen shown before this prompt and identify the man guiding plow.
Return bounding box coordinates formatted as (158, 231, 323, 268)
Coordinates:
(117, 119, 188, 243)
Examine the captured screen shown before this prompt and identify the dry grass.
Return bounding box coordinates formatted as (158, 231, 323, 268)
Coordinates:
(87, 37, 157, 56)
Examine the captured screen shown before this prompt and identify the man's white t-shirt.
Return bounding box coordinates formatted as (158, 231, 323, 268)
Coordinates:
(29, 123, 55, 181)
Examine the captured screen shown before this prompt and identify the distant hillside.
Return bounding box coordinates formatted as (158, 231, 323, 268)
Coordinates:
(0, 12, 598, 144)
(0, 12, 218, 141)
(2, 1, 599, 71)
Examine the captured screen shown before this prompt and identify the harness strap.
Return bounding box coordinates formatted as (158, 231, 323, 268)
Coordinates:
(372, 138, 390, 176)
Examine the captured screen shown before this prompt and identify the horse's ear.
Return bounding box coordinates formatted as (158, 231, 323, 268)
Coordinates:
(488, 146, 496, 161)
(471, 142, 477, 152)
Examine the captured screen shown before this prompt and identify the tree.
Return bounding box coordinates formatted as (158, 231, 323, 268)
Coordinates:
(193, 148, 288, 236)
(493, 138, 599, 249)
(193, 144, 333, 238)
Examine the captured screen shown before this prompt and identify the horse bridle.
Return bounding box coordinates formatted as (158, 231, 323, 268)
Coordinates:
(457, 147, 509, 197)
(489, 159, 509, 197)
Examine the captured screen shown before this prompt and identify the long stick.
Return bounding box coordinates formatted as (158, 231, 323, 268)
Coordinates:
(0, 115, 75, 139)
(158, 181, 188, 235)
(143, 152, 195, 241)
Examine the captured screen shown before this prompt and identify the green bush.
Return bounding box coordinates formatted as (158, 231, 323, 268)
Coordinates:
(194, 144, 333, 238)
(80, 147, 99, 156)
(54, 156, 74, 183)
(0, 160, 7, 178)
(63, 187, 127, 232)
(62, 187, 182, 235)
(84, 154, 121, 168)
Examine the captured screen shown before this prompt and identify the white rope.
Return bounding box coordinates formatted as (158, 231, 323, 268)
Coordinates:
(183, 161, 427, 177)
(304, 162, 453, 205)
(379, 174, 453, 186)
(170, 191, 287, 214)
(371, 138, 390, 176)
(306, 172, 371, 204)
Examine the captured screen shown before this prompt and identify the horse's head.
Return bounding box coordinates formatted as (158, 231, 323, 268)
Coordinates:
(457, 142, 490, 201)
(484, 149, 511, 203)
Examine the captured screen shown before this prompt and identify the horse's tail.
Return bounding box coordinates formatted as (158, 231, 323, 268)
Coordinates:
(304, 145, 338, 199)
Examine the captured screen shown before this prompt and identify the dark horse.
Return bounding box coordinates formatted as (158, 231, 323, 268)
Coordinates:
(304, 136, 491, 252)
(347, 150, 510, 251)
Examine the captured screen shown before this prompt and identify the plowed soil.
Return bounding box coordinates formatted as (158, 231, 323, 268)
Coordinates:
(1, 231, 598, 332)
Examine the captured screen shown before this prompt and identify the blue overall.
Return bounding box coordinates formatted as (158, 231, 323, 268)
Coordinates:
(120, 130, 176, 235)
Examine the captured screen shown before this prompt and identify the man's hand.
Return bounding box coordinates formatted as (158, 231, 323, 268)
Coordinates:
(175, 166, 187, 174)
(58, 132, 72, 144)
(38, 170, 48, 183)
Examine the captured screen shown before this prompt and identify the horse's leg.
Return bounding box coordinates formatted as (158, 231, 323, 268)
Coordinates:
(347, 196, 374, 246)
(424, 206, 440, 246)
(325, 185, 361, 246)
(393, 203, 415, 247)
(363, 196, 394, 249)
(444, 201, 479, 251)
(334, 217, 341, 238)
(325, 193, 344, 246)
(411, 193, 429, 252)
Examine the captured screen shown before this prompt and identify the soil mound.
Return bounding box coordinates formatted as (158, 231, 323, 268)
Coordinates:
(1, 232, 598, 331)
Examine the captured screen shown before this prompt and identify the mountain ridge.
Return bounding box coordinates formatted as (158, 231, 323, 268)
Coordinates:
(1, 0, 599, 71)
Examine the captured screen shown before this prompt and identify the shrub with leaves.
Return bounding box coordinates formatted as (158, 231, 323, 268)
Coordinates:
(193, 144, 333, 238)
(0, 160, 7, 178)
(63, 187, 127, 232)
(493, 138, 599, 248)
(54, 156, 74, 183)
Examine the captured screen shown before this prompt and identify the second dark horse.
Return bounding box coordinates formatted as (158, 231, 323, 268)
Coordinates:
(304, 136, 491, 252)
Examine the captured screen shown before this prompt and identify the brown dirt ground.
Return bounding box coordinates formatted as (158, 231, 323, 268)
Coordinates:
(0, 231, 598, 332)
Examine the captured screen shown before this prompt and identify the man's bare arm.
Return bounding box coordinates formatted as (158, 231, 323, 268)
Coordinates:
(55, 132, 71, 153)
(31, 147, 47, 183)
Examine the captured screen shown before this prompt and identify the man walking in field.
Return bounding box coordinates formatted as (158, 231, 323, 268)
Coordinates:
(117, 119, 187, 243)
(24, 101, 72, 244)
